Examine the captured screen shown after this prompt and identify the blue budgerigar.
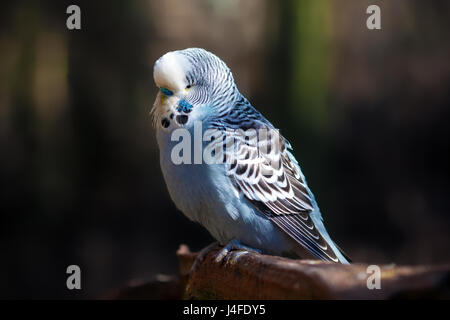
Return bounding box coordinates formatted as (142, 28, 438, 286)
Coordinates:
(151, 48, 349, 263)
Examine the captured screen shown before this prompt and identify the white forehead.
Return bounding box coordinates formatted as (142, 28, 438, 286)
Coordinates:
(153, 51, 192, 91)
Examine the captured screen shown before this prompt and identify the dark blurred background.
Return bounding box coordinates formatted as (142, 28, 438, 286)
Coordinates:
(0, 0, 449, 298)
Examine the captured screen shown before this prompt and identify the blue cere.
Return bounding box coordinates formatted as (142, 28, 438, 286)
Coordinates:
(177, 99, 193, 113)
(160, 87, 173, 96)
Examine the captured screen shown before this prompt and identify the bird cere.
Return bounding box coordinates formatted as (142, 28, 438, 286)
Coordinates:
(151, 48, 350, 264)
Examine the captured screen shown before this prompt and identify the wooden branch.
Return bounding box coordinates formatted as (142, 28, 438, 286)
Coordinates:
(176, 244, 450, 300)
(109, 244, 450, 299)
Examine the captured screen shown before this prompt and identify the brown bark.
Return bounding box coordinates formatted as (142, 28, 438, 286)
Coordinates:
(110, 244, 450, 299)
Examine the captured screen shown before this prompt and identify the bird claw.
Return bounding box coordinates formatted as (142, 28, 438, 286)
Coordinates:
(214, 247, 230, 263)
(215, 239, 261, 263)
(188, 240, 261, 277)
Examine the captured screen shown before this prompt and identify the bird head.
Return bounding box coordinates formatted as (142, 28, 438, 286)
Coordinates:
(151, 48, 237, 129)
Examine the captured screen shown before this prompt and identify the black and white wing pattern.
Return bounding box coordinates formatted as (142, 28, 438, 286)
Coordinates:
(214, 103, 342, 262)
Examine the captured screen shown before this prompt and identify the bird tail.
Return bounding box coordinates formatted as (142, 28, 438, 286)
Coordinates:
(335, 243, 352, 263)
(310, 213, 351, 264)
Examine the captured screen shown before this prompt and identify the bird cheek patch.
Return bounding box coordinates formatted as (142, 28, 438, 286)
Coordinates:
(160, 87, 174, 96)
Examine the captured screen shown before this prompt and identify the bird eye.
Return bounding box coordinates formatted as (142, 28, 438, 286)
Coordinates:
(186, 84, 192, 89)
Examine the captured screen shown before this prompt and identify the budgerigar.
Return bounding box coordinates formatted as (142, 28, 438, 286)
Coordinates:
(151, 48, 349, 263)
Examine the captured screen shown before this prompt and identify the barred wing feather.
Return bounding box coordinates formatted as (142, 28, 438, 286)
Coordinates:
(222, 128, 340, 262)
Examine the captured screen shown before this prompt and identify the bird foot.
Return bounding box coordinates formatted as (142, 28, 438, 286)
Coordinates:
(215, 239, 261, 263)
(188, 240, 261, 277)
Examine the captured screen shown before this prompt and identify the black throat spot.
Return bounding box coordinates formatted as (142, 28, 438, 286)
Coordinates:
(176, 115, 189, 125)
(161, 117, 170, 128)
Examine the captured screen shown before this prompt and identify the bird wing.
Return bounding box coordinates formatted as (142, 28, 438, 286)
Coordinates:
(220, 124, 340, 262)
